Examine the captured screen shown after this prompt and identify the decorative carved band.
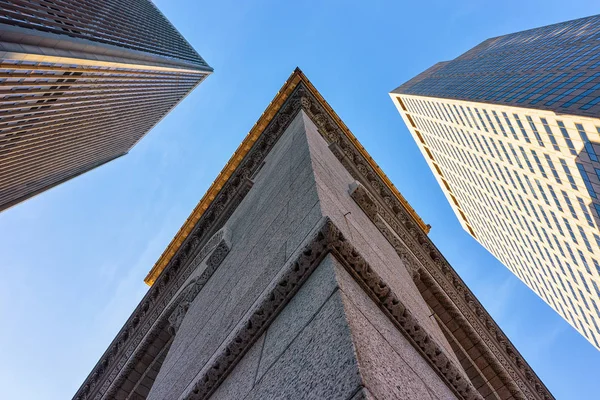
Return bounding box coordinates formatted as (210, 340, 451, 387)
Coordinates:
(78, 227, 232, 400)
(181, 217, 482, 400)
(349, 181, 554, 400)
(168, 230, 232, 335)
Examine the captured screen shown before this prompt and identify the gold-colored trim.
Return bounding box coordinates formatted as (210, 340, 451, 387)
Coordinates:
(0, 51, 208, 75)
(144, 68, 429, 285)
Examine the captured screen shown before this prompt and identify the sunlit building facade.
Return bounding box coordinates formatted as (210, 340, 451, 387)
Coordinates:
(391, 15, 600, 349)
(0, 0, 212, 211)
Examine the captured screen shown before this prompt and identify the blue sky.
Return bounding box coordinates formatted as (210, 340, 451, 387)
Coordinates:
(0, 1, 599, 399)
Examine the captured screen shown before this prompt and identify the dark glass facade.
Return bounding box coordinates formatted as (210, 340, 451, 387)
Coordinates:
(0, 0, 207, 66)
(0, 0, 212, 211)
(397, 15, 600, 118)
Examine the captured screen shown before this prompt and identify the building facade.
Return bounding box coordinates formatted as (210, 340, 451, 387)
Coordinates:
(74, 69, 553, 400)
(0, 0, 212, 211)
(391, 15, 600, 349)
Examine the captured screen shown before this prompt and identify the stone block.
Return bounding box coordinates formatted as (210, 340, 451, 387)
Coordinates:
(256, 254, 341, 381)
(209, 334, 266, 400)
(244, 290, 362, 400)
(334, 261, 459, 400)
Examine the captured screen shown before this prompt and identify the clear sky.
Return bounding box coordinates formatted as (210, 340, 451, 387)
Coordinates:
(0, 1, 599, 399)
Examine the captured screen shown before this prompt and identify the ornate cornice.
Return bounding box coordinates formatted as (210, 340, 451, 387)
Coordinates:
(181, 217, 481, 400)
(145, 68, 429, 285)
(74, 227, 231, 400)
(349, 181, 554, 400)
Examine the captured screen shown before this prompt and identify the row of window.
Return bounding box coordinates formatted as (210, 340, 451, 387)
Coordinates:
(404, 106, 600, 343)
(410, 112, 600, 226)
(404, 96, 600, 164)
(483, 15, 600, 53)
(429, 142, 599, 271)
(443, 163, 600, 343)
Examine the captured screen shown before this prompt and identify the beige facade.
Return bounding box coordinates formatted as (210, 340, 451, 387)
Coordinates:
(391, 93, 600, 349)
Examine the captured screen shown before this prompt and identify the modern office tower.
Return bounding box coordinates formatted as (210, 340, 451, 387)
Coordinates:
(74, 69, 553, 400)
(0, 0, 212, 212)
(391, 15, 600, 349)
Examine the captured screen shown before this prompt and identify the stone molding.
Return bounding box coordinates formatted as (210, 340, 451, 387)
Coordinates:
(146, 69, 429, 286)
(180, 217, 482, 400)
(74, 227, 232, 400)
(168, 231, 232, 335)
(349, 181, 554, 400)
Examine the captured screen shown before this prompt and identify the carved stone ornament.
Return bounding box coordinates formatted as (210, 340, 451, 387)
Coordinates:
(75, 81, 551, 400)
(181, 217, 482, 400)
(349, 181, 554, 400)
(75, 227, 231, 400)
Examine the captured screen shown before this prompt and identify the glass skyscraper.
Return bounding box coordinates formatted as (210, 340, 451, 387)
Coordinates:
(391, 15, 600, 349)
(0, 0, 212, 211)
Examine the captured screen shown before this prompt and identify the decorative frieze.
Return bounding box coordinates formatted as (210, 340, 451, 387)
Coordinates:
(349, 181, 553, 400)
(76, 227, 231, 400)
(182, 217, 482, 400)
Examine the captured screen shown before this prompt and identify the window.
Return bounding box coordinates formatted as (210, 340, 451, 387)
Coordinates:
(531, 150, 547, 178)
(459, 106, 472, 128)
(564, 241, 578, 264)
(453, 105, 467, 126)
(554, 235, 566, 255)
(537, 179, 550, 205)
(548, 186, 563, 212)
(503, 112, 519, 140)
(520, 147, 535, 173)
(557, 120, 577, 155)
(594, 203, 600, 219)
(545, 155, 562, 184)
(499, 142, 512, 164)
(509, 143, 523, 169)
(578, 197, 596, 227)
(483, 109, 497, 135)
(577, 163, 597, 199)
(514, 114, 531, 143)
(524, 175, 537, 199)
(579, 226, 593, 253)
(560, 159, 578, 190)
(576, 124, 598, 162)
(467, 107, 480, 129)
(493, 111, 508, 137)
(540, 118, 560, 151)
(475, 108, 488, 132)
(562, 191, 578, 219)
(564, 219, 579, 244)
(526, 116, 545, 147)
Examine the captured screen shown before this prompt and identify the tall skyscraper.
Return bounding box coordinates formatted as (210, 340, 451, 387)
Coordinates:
(391, 15, 600, 349)
(0, 0, 212, 211)
(74, 69, 553, 400)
